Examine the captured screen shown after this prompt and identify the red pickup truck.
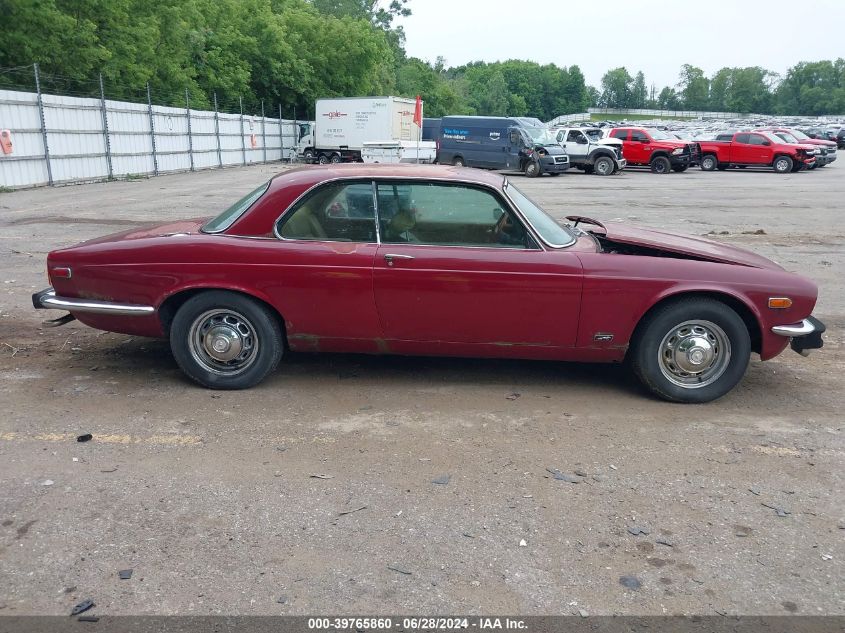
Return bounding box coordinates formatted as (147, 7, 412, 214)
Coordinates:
(607, 127, 700, 174)
(698, 131, 816, 173)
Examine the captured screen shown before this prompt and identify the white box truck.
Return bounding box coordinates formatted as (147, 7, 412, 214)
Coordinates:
(296, 96, 422, 164)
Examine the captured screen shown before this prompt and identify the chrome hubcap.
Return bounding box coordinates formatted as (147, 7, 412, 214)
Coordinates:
(658, 320, 731, 389)
(597, 160, 611, 174)
(189, 309, 258, 375)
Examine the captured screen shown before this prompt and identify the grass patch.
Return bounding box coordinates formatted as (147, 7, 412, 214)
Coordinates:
(0, 186, 13, 193)
(590, 112, 695, 122)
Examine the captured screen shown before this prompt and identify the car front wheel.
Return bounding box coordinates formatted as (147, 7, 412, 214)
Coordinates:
(650, 156, 671, 174)
(773, 155, 793, 173)
(700, 154, 717, 171)
(630, 298, 750, 403)
(593, 156, 614, 176)
(170, 291, 283, 390)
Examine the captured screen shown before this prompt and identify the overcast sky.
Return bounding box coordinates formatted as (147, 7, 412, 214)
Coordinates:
(396, 0, 845, 90)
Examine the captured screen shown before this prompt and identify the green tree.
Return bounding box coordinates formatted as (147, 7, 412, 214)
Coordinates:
(631, 71, 647, 108)
(677, 64, 709, 110)
(599, 67, 633, 108)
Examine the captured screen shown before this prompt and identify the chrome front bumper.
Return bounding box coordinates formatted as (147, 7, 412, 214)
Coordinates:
(771, 316, 826, 356)
(32, 288, 155, 316)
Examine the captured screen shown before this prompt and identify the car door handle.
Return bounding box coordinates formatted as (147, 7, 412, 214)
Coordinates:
(384, 253, 414, 267)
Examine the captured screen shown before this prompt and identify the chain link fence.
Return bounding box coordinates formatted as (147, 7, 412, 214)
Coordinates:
(0, 64, 310, 189)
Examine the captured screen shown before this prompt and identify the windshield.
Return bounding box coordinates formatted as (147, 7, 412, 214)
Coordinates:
(585, 129, 604, 141)
(787, 128, 810, 140)
(503, 182, 574, 248)
(202, 182, 270, 233)
(645, 128, 673, 140)
(776, 132, 799, 144)
(523, 127, 557, 145)
(762, 132, 787, 145)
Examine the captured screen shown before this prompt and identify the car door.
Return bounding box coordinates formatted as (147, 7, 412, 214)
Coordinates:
(628, 129, 651, 163)
(372, 180, 583, 351)
(563, 129, 589, 161)
(747, 133, 774, 164)
(730, 133, 753, 163)
(269, 180, 382, 350)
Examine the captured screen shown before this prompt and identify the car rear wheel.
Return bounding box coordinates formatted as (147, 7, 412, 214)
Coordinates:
(317, 153, 329, 165)
(452, 156, 465, 167)
(700, 155, 717, 171)
(650, 156, 671, 174)
(329, 153, 341, 164)
(773, 155, 793, 173)
(630, 298, 750, 403)
(170, 291, 283, 390)
(302, 149, 315, 163)
(593, 156, 614, 176)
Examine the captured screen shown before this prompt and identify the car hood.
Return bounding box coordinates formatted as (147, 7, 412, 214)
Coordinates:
(596, 222, 783, 270)
(74, 218, 209, 248)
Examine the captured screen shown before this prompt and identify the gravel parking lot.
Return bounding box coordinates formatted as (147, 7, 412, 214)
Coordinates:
(0, 164, 842, 616)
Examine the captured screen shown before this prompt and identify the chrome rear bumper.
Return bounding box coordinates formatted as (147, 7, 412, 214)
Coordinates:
(32, 288, 155, 317)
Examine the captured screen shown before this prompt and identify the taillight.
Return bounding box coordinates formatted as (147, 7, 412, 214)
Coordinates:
(50, 266, 72, 280)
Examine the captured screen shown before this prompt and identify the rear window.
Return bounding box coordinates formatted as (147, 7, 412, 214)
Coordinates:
(202, 182, 270, 233)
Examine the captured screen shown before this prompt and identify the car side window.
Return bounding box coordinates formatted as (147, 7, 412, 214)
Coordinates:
(631, 130, 649, 142)
(735, 133, 751, 144)
(610, 129, 629, 140)
(748, 134, 768, 145)
(377, 182, 535, 249)
(566, 130, 585, 143)
(277, 181, 376, 242)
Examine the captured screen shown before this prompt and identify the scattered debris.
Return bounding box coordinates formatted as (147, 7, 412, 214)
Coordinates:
(76, 434, 93, 443)
(546, 468, 581, 483)
(337, 505, 367, 516)
(749, 487, 761, 496)
(387, 564, 411, 575)
(41, 480, 54, 487)
(100, 467, 118, 473)
(276, 595, 288, 604)
(519, 539, 527, 547)
(118, 569, 133, 580)
(619, 576, 642, 590)
(309, 473, 333, 480)
(578, 610, 589, 618)
(462, 532, 475, 539)
(627, 526, 650, 536)
(741, 229, 767, 235)
(655, 538, 674, 547)
(432, 474, 450, 485)
(761, 502, 791, 517)
(71, 599, 95, 616)
(77, 616, 100, 623)
(505, 392, 521, 400)
(821, 554, 833, 561)
(609, 464, 618, 470)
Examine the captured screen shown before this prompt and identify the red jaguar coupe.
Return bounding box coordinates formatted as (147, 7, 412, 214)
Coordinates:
(33, 165, 824, 403)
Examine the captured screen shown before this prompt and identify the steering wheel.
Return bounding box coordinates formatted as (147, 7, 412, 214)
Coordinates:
(492, 211, 513, 243)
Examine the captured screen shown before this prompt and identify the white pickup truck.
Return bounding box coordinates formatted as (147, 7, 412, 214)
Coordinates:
(553, 127, 626, 175)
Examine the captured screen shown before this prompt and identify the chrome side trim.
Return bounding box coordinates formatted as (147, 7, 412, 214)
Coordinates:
(771, 319, 816, 336)
(37, 290, 155, 316)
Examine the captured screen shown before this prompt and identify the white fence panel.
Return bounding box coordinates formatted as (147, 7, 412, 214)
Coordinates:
(0, 88, 307, 189)
(0, 90, 49, 187)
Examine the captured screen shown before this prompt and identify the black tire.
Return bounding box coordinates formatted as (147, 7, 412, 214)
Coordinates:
(629, 297, 751, 403)
(700, 154, 718, 171)
(524, 159, 541, 178)
(302, 149, 315, 163)
(170, 291, 283, 390)
(593, 156, 614, 176)
(329, 153, 341, 164)
(317, 154, 329, 165)
(650, 155, 671, 174)
(583, 165, 594, 174)
(452, 156, 465, 167)
(773, 155, 793, 173)
(672, 165, 689, 173)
